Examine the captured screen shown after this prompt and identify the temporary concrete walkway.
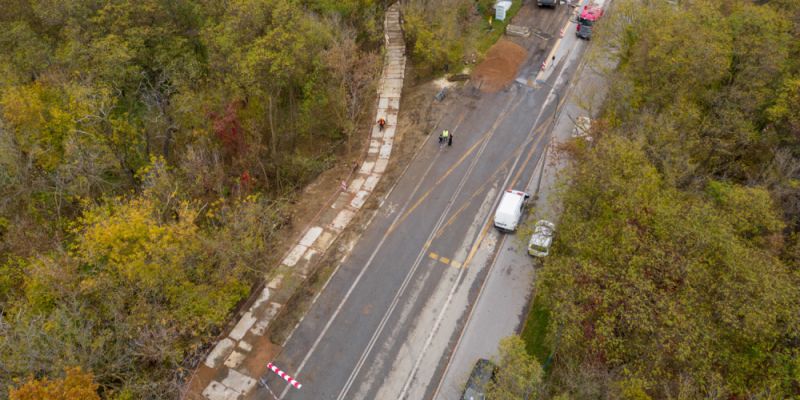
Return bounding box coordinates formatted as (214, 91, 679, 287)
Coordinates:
(193, 4, 406, 400)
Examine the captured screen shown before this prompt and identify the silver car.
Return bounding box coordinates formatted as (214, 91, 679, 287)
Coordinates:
(528, 220, 556, 257)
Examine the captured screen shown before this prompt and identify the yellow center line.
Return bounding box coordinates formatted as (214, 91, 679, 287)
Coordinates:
(386, 93, 523, 236)
(460, 89, 572, 268)
(463, 215, 494, 268)
(432, 165, 511, 240)
(430, 121, 551, 242)
(403, 82, 573, 275)
(385, 125, 491, 235)
(429, 251, 463, 268)
(509, 129, 542, 188)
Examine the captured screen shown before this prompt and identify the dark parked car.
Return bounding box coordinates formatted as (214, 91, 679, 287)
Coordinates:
(461, 358, 496, 400)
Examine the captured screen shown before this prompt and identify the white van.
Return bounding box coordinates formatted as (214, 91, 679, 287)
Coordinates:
(494, 189, 529, 232)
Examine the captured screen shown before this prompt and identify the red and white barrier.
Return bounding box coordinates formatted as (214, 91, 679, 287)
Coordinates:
(267, 362, 303, 389)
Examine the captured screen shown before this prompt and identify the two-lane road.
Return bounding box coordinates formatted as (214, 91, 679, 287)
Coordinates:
(253, 3, 588, 399)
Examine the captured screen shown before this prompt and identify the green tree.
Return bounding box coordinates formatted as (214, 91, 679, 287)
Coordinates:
(72, 195, 249, 334)
(542, 1, 800, 396)
(705, 181, 784, 246)
(1, 82, 81, 172)
(616, 378, 651, 400)
(768, 77, 800, 147)
(486, 336, 544, 400)
(0, 21, 51, 83)
(539, 136, 800, 398)
(0, 0, 383, 397)
(401, 0, 469, 76)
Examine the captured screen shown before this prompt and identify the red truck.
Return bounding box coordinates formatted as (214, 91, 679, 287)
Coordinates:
(576, 4, 604, 39)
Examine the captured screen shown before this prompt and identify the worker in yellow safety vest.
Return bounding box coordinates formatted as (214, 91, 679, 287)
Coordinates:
(440, 129, 449, 144)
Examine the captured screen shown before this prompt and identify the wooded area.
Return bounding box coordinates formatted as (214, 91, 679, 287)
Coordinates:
(402, 0, 501, 76)
(0, 0, 387, 398)
(6, 0, 797, 397)
(536, 0, 800, 398)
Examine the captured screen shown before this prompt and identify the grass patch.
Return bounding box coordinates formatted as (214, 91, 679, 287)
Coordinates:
(521, 293, 550, 365)
(476, 0, 524, 53)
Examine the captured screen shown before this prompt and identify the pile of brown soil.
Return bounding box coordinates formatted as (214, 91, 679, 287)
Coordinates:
(471, 39, 528, 93)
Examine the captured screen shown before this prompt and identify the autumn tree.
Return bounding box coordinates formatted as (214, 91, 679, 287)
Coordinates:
(325, 25, 381, 154)
(522, 1, 800, 397)
(10, 367, 100, 400)
(486, 336, 544, 400)
(538, 136, 800, 397)
(0, 0, 420, 398)
(401, 0, 473, 76)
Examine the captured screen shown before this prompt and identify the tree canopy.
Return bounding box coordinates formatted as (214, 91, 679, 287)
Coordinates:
(486, 336, 545, 400)
(9, 367, 100, 400)
(0, 0, 387, 398)
(532, 0, 800, 398)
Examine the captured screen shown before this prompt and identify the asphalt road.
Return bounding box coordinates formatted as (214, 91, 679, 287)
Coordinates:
(253, 3, 584, 399)
(433, 9, 602, 397)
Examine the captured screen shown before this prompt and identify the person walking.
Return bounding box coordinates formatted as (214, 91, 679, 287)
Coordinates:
(377, 117, 386, 131)
(447, 130, 453, 146)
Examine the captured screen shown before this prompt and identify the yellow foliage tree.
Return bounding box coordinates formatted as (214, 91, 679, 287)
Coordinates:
(486, 336, 544, 399)
(74, 196, 202, 294)
(70, 196, 244, 334)
(0, 82, 85, 171)
(10, 367, 100, 400)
